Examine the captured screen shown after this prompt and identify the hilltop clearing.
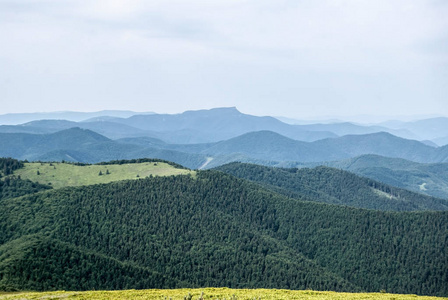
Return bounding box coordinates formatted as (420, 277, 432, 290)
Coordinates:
(1, 158, 194, 189)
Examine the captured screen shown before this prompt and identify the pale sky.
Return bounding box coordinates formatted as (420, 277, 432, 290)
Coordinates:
(1, 0, 447, 120)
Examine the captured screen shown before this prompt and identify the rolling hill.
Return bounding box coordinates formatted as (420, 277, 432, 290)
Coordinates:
(11, 160, 194, 189)
(0, 166, 447, 296)
(297, 122, 418, 140)
(312, 132, 438, 163)
(199, 131, 344, 162)
(318, 155, 448, 199)
(384, 117, 448, 141)
(432, 135, 448, 146)
(3, 127, 448, 171)
(117, 130, 448, 166)
(214, 163, 448, 211)
(199, 131, 447, 164)
(0, 128, 208, 169)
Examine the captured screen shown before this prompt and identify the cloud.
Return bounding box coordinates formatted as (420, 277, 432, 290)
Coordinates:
(0, 0, 447, 117)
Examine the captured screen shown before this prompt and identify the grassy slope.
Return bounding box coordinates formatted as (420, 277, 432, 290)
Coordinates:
(13, 162, 195, 189)
(1, 288, 447, 300)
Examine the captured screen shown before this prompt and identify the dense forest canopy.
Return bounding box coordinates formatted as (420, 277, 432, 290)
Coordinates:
(0, 157, 23, 177)
(215, 162, 448, 211)
(1, 167, 447, 296)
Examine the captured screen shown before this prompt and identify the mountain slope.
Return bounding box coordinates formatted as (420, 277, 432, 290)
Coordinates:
(0, 235, 173, 291)
(432, 135, 448, 146)
(321, 155, 448, 199)
(200, 131, 345, 162)
(197, 131, 445, 163)
(299, 122, 418, 140)
(0, 174, 359, 293)
(433, 144, 448, 163)
(1, 126, 447, 169)
(0, 171, 447, 295)
(390, 117, 448, 140)
(313, 132, 437, 163)
(214, 163, 448, 211)
(0, 129, 207, 169)
(0, 128, 108, 159)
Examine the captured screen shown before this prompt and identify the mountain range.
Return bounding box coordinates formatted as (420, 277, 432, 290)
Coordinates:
(0, 110, 154, 125)
(1, 107, 448, 200)
(2, 127, 447, 166)
(2, 107, 448, 145)
(1, 158, 447, 296)
(1, 109, 447, 297)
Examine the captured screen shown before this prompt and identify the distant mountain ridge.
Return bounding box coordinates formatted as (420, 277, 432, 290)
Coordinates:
(2, 107, 447, 146)
(376, 117, 448, 145)
(2, 108, 447, 145)
(199, 131, 448, 164)
(313, 132, 439, 162)
(0, 119, 161, 140)
(297, 122, 418, 140)
(2, 128, 448, 170)
(279, 115, 448, 143)
(0, 128, 207, 169)
(110, 107, 336, 142)
(0, 110, 154, 125)
(0, 107, 337, 143)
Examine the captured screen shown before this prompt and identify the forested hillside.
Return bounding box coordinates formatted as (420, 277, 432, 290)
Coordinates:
(0, 158, 52, 200)
(215, 163, 448, 211)
(0, 177, 51, 200)
(0, 158, 24, 177)
(321, 155, 448, 199)
(1, 171, 447, 296)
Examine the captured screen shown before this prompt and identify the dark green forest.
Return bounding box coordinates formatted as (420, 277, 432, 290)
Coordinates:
(1, 168, 447, 296)
(215, 162, 448, 211)
(0, 177, 52, 200)
(0, 158, 52, 200)
(0, 157, 24, 177)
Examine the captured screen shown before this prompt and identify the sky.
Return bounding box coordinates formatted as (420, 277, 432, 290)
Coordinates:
(0, 0, 447, 121)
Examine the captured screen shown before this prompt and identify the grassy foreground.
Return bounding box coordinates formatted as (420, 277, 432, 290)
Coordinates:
(0, 288, 447, 300)
(12, 162, 195, 188)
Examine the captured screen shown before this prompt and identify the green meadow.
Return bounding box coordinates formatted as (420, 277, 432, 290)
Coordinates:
(13, 162, 195, 189)
(1, 288, 447, 300)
